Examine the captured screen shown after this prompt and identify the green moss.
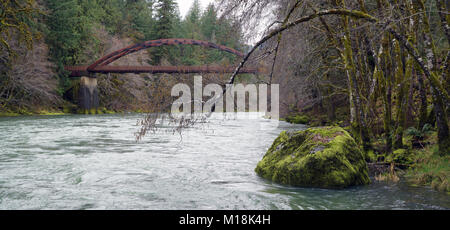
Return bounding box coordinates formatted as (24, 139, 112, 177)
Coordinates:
(34, 108, 70, 116)
(1, 108, 68, 117)
(17, 108, 33, 115)
(285, 114, 311, 125)
(100, 107, 116, 114)
(386, 149, 414, 166)
(0, 111, 20, 117)
(256, 126, 371, 189)
(77, 108, 98, 115)
(63, 104, 77, 114)
(364, 149, 377, 163)
(38, 111, 66, 116)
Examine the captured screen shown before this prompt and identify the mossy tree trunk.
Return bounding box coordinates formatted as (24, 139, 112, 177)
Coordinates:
(417, 67, 429, 129)
(417, 0, 450, 156)
(210, 0, 449, 155)
(435, 0, 450, 154)
(393, 1, 414, 149)
(340, 0, 371, 151)
(393, 40, 406, 149)
(380, 34, 393, 153)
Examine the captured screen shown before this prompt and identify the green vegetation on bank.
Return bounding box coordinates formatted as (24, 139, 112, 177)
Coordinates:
(282, 111, 449, 193)
(406, 146, 449, 193)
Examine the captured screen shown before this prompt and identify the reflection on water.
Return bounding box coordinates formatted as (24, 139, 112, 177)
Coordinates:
(0, 113, 448, 210)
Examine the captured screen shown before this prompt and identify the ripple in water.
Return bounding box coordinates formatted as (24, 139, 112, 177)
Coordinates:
(0, 114, 448, 210)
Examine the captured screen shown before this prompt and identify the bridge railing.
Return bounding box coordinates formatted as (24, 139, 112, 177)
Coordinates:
(65, 65, 260, 77)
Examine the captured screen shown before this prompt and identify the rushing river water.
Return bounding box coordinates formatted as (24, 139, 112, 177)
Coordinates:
(0, 113, 448, 210)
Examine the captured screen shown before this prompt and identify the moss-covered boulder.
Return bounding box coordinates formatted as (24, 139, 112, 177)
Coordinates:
(255, 126, 371, 189)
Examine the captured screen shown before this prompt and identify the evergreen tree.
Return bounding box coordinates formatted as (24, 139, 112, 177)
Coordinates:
(200, 4, 223, 64)
(120, 0, 155, 40)
(131, 0, 155, 41)
(181, 0, 203, 65)
(152, 0, 177, 65)
(201, 4, 217, 41)
(45, 0, 88, 66)
(214, 16, 243, 64)
(186, 0, 201, 27)
(98, 0, 125, 34)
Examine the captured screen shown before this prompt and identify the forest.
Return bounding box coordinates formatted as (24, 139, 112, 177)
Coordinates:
(216, 0, 449, 192)
(1, 0, 449, 195)
(0, 0, 244, 114)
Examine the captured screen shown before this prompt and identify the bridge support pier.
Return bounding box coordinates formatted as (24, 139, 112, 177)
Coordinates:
(79, 76, 99, 114)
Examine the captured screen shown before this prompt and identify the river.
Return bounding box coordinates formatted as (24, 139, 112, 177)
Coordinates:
(0, 113, 448, 210)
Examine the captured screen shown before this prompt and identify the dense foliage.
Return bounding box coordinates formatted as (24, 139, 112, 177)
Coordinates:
(215, 0, 449, 192)
(44, 0, 243, 67)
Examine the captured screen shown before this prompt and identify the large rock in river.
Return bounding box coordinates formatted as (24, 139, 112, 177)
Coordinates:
(255, 126, 371, 189)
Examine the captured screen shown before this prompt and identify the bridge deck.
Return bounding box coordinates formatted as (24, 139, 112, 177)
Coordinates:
(65, 66, 259, 77)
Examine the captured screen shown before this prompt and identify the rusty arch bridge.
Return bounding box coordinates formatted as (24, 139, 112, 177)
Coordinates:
(64, 39, 260, 113)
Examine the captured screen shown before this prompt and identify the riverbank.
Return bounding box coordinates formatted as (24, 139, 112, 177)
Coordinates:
(0, 106, 140, 117)
(404, 145, 449, 193)
(0, 108, 66, 117)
